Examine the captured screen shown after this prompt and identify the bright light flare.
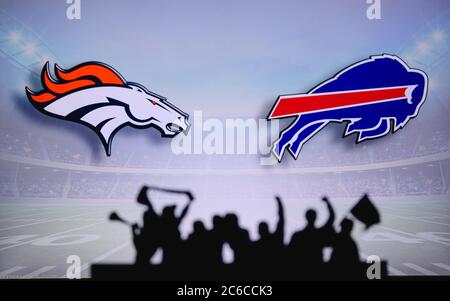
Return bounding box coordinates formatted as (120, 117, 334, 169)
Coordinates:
(431, 30, 445, 42)
(24, 42, 36, 55)
(9, 32, 21, 44)
(416, 41, 430, 54)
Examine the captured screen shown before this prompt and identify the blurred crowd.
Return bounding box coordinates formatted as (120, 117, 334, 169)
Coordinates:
(0, 124, 449, 199)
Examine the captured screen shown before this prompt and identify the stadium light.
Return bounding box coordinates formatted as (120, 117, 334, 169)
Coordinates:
(416, 41, 430, 54)
(24, 42, 36, 55)
(9, 32, 21, 44)
(431, 30, 445, 42)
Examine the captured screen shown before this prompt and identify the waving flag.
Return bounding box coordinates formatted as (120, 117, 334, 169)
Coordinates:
(350, 194, 380, 230)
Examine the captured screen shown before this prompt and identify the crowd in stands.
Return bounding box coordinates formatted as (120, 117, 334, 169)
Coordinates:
(0, 122, 449, 169)
(0, 160, 448, 199)
(0, 117, 449, 200)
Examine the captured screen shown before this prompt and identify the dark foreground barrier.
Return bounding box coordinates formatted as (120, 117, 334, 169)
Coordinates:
(91, 261, 388, 281)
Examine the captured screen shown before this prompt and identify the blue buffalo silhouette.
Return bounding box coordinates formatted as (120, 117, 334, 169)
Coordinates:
(268, 54, 428, 161)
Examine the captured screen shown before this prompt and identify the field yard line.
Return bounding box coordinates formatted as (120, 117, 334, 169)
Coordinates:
(0, 209, 66, 221)
(0, 207, 92, 221)
(383, 212, 450, 227)
(379, 205, 450, 219)
(403, 263, 438, 275)
(431, 263, 450, 272)
(387, 266, 407, 276)
(377, 225, 450, 247)
(0, 206, 52, 215)
(0, 211, 100, 231)
(380, 202, 450, 211)
(24, 266, 56, 278)
(0, 266, 26, 277)
(412, 204, 450, 211)
(77, 241, 131, 276)
(0, 221, 106, 252)
(389, 206, 450, 214)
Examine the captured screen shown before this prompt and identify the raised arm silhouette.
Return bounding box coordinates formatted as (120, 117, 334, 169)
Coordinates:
(288, 196, 336, 275)
(134, 186, 160, 265)
(160, 195, 194, 266)
(252, 196, 286, 278)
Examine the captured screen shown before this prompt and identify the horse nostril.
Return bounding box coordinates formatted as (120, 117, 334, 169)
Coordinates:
(166, 123, 183, 133)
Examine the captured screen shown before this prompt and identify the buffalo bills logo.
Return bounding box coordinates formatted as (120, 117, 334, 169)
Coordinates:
(267, 54, 428, 161)
(26, 62, 190, 156)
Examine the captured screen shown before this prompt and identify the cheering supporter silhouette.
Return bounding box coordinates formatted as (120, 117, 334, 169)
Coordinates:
(103, 187, 385, 280)
(223, 213, 253, 266)
(185, 221, 217, 268)
(110, 186, 194, 265)
(288, 196, 335, 275)
(252, 196, 285, 277)
(330, 218, 360, 276)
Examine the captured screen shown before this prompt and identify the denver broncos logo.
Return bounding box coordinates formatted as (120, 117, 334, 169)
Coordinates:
(26, 62, 190, 156)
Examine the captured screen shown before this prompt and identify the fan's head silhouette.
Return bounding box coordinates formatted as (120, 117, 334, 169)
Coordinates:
(162, 205, 176, 219)
(258, 222, 270, 237)
(305, 209, 317, 226)
(193, 221, 206, 233)
(225, 213, 239, 227)
(340, 218, 354, 234)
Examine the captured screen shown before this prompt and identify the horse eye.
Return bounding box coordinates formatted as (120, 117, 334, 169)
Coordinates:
(146, 97, 157, 105)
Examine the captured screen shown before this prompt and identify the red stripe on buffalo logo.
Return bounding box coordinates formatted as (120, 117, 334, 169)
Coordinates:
(269, 85, 415, 119)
